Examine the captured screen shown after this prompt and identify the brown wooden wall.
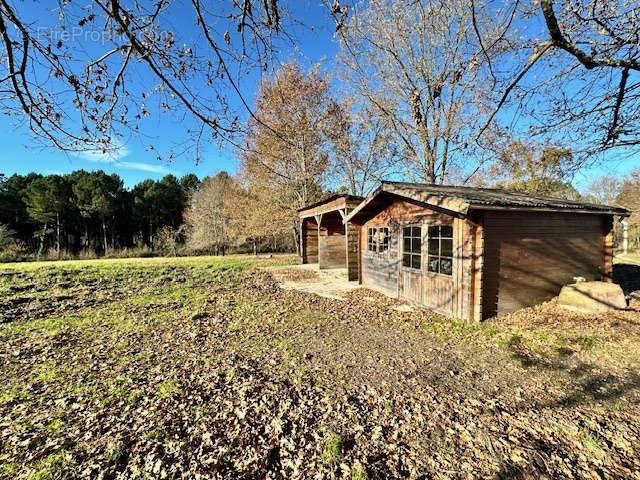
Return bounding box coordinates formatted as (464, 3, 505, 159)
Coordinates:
(481, 211, 610, 318)
(301, 218, 318, 264)
(318, 212, 346, 269)
(346, 221, 359, 281)
(359, 199, 476, 319)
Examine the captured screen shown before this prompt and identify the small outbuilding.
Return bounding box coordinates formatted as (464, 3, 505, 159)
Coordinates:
(342, 181, 629, 321)
(298, 195, 363, 279)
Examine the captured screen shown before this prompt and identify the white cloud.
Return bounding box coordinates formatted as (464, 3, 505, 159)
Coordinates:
(116, 161, 170, 174)
(73, 139, 130, 162)
(71, 139, 170, 174)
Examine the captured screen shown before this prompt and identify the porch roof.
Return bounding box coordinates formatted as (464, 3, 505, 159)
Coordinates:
(298, 195, 364, 220)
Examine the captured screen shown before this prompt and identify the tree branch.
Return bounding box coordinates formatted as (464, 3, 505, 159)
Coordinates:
(540, 0, 640, 71)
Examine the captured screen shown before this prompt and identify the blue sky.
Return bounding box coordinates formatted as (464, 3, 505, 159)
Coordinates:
(0, 1, 339, 187)
(0, 1, 637, 190)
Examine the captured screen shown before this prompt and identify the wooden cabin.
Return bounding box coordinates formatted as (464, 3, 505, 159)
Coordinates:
(343, 182, 629, 321)
(298, 195, 363, 280)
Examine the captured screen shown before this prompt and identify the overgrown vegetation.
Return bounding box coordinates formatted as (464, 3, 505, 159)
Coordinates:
(1, 256, 638, 478)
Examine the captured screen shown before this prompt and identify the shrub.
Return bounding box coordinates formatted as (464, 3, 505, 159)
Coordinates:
(0, 242, 30, 263)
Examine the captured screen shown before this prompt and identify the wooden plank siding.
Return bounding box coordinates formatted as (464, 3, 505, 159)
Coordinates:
(346, 219, 359, 280)
(470, 216, 484, 322)
(481, 211, 610, 318)
(301, 218, 318, 264)
(358, 199, 475, 319)
(603, 215, 614, 282)
(299, 196, 363, 272)
(318, 211, 346, 269)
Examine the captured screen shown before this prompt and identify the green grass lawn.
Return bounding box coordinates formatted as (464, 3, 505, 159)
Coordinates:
(1, 255, 639, 479)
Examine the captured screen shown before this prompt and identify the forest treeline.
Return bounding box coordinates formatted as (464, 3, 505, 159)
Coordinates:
(0, 168, 307, 262)
(0, 171, 200, 261)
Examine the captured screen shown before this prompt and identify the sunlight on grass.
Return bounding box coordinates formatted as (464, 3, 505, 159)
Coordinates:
(0, 253, 296, 272)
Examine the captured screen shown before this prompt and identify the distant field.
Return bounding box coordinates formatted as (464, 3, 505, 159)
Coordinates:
(1, 255, 639, 479)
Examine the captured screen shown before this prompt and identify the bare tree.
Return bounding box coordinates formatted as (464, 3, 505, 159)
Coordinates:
(586, 175, 623, 205)
(336, 0, 514, 184)
(327, 98, 400, 196)
(184, 172, 245, 254)
(156, 225, 185, 257)
(482, 139, 583, 199)
(0, 0, 292, 159)
(466, 0, 640, 160)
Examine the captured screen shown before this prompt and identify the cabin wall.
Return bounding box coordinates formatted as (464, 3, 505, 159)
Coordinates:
(318, 212, 346, 269)
(346, 221, 359, 281)
(359, 219, 399, 295)
(481, 211, 610, 318)
(359, 199, 476, 319)
(301, 218, 318, 264)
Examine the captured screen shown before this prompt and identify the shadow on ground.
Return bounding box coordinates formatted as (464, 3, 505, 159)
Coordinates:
(506, 334, 640, 410)
(614, 263, 640, 295)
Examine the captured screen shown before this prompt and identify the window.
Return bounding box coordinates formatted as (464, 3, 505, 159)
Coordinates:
(367, 227, 389, 253)
(427, 225, 453, 276)
(402, 226, 422, 269)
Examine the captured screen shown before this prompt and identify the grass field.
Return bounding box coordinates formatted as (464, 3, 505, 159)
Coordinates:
(1, 255, 639, 479)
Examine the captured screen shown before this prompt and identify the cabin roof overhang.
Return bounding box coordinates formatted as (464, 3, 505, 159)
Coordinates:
(345, 181, 630, 224)
(298, 194, 364, 220)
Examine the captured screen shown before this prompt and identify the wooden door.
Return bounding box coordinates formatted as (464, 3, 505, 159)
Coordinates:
(398, 224, 423, 304)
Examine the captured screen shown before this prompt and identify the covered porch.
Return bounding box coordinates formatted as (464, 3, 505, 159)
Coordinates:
(298, 195, 363, 280)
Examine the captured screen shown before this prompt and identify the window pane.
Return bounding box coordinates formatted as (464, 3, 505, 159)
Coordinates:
(403, 226, 411, 237)
(403, 237, 411, 252)
(428, 238, 439, 254)
(441, 257, 453, 275)
(412, 254, 421, 269)
(412, 226, 421, 237)
(428, 226, 439, 237)
(441, 239, 453, 257)
(411, 237, 421, 253)
(403, 254, 411, 267)
(428, 255, 439, 273)
(441, 225, 453, 238)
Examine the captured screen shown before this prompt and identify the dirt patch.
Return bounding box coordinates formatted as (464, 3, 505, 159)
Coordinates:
(265, 264, 364, 300)
(267, 266, 321, 282)
(1, 259, 639, 479)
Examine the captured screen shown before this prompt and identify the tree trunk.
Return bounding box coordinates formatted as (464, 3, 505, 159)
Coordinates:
(149, 218, 154, 250)
(111, 218, 116, 251)
(222, 245, 226, 256)
(103, 219, 108, 255)
(253, 239, 257, 256)
(56, 212, 60, 258)
(293, 225, 300, 256)
(84, 220, 89, 254)
(38, 222, 47, 259)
